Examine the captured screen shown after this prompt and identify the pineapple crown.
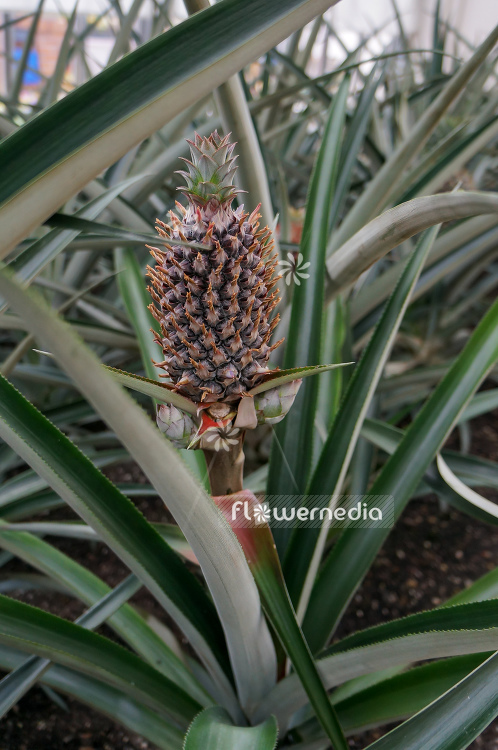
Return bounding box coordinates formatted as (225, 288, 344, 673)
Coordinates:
(177, 130, 243, 207)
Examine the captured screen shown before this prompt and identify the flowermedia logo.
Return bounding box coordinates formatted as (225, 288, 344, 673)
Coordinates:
(223, 495, 394, 529)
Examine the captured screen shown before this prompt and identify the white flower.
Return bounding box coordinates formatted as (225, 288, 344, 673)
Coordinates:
(278, 252, 311, 286)
(203, 425, 240, 452)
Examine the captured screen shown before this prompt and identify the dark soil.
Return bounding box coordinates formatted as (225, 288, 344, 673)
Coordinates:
(1, 413, 498, 749)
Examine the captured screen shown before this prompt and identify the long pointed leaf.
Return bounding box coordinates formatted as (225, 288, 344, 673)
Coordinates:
(0, 645, 183, 750)
(256, 600, 498, 726)
(0, 265, 277, 717)
(0, 594, 200, 726)
(325, 192, 498, 300)
(0, 371, 231, 698)
(364, 651, 498, 749)
(0, 574, 141, 718)
(215, 492, 347, 749)
(0, 521, 208, 702)
(285, 225, 440, 610)
(267, 74, 350, 551)
(328, 24, 498, 254)
(304, 294, 498, 651)
(0, 0, 341, 257)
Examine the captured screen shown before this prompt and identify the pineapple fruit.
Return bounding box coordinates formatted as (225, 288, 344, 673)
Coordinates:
(147, 131, 303, 457)
(147, 131, 282, 407)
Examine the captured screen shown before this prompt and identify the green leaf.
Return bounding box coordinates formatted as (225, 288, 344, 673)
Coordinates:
(351, 216, 498, 326)
(247, 363, 353, 396)
(215, 493, 347, 750)
(184, 707, 278, 749)
(0, 449, 126, 507)
(315, 300, 347, 438)
(334, 655, 487, 734)
(114, 246, 161, 381)
(364, 651, 498, 749)
(0, 645, 184, 750)
(0, 574, 141, 718)
(0, 521, 208, 702)
(44, 213, 207, 251)
(256, 600, 498, 727)
(1, 176, 145, 310)
(0, 594, 200, 726)
(360, 419, 498, 526)
(0, 372, 231, 695)
(303, 294, 498, 651)
(446, 566, 498, 606)
(9, 0, 45, 105)
(284, 225, 440, 610)
(436, 453, 498, 523)
(0, 0, 341, 257)
(267, 73, 350, 546)
(0, 264, 276, 719)
(328, 24, 498, 254)
(459, 389, 498, 422)
(41, 1, 79, 106)
(101, 367, 198, 414)
(328, 62, 384, 235)
(325, 192, 498, 300)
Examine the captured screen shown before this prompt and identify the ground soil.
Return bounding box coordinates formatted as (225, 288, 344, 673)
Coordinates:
(0, 411, 497, 749)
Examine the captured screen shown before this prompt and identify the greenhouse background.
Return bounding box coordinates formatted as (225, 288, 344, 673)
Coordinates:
(1, 1, 497, 104)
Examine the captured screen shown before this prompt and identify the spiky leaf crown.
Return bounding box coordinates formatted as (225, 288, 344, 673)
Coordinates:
(177, 131, 242, 207)
(147, 131, 282, 405)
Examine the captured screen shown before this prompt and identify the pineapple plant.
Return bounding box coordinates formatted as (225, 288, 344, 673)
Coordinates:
(1, 3, 498, 749)
(146, 131, 307, 493)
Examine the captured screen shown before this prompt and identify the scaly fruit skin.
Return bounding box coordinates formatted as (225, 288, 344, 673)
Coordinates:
(147, 131, 282, 404)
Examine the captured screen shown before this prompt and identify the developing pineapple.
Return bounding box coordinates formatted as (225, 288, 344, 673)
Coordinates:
(147, 131, 283, 406)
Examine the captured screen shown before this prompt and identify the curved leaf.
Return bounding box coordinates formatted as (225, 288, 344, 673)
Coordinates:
(255, 601, 498, 726)
(0, 645, 183, 749)
(328, 25, 498, 254)
(0, 372, 230, 695)
(184, 707, 278, 750)
(365, 651, 498, 749)
(0, 594, 200, 726)
(334, 655, 488, 734)
(0, 262, 276, 718)
(436, 453, 498, 522)
(0, 521, 207, 701)
(325, 192, 498, 299)
(0, 574, 141, 718)
(304, 295, 498, 651)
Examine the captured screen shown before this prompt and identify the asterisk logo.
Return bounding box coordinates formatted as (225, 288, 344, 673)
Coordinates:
(253, 502, 271, 525)
(278, 252, 311, 286)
